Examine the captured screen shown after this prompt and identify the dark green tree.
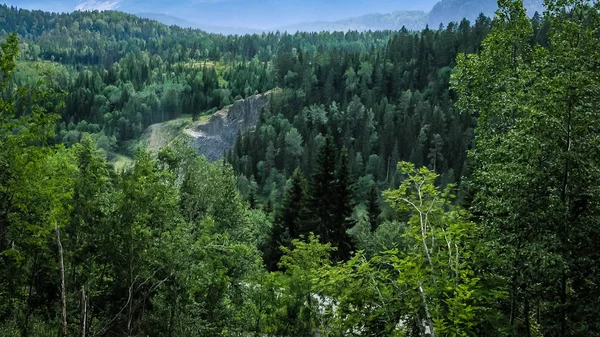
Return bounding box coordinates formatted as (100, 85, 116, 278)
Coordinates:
(308, 135, 337, 243)
(367, 185, 380, 232)
(264, 168, 311, 271)
(331, 148, 354, 261)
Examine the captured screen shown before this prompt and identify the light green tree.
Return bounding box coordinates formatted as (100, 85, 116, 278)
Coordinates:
(454, 0, 600, 335)
(383, 162, 500, 337)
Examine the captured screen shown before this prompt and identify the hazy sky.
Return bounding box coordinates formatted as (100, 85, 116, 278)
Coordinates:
(6, 0, 441, 28)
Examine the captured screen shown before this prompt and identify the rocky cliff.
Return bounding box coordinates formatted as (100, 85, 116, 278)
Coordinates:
(184, 90, 275, 161)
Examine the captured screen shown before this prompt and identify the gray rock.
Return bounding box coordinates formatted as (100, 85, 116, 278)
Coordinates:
(184, 90, 275, 161)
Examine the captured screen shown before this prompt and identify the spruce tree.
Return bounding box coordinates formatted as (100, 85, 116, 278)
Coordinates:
(280, 168, 310, 239)
(265, 168, 310, 270)
(331, 148, 354, 261)
(263, 221, 289, 272)
(367, 185, 380, 232)
(309, 135, 337, 243)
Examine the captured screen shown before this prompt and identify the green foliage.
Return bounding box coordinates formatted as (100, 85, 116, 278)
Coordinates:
(2, 2, 599, 336)
(382, 162, 503, 337)
(453, 0, 600, 335)
(264, 168, 311, 270)
(228, 18, 494, 230)
(1, 35, 266, 333)
(0, 34, 70, 336)
(273, 235, 334, 336)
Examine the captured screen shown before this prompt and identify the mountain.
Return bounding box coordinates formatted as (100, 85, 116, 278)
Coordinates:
(136, 12, 198, 27)
(2, 0, 440, 30)
(137, 13, 262, 35)
(428, 0, 544, 27)
(134, 0, 545, 34)
(280, 11, 428, 33)
(4, 0, 545, 34)
(138, 10, 429, 34)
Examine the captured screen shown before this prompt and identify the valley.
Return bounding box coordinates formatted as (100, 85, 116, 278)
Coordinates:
(0, 1, 598, 337)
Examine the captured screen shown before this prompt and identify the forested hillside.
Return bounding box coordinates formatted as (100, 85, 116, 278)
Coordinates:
(227, 14, 499, 215)
(1, 1, 599, 337)
(0, 5, 392, 153)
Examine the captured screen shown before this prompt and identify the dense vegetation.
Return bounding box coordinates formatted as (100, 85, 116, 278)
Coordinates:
(0, 1, 599, 337)
(1, 4, 393, 151)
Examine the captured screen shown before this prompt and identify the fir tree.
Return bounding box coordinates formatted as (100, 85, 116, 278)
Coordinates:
(331, 148, 355, 260)
(280, 168, 310, 239)
(309, 135, 337, 243)
(367, 185, 380, 232)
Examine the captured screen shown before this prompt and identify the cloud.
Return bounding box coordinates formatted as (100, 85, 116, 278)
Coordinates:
(76, 0, 121, 11)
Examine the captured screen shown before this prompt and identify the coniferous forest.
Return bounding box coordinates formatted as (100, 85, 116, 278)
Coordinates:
(1, 0, 599, 336)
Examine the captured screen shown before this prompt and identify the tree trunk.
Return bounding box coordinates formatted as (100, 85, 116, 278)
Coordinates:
(57, 225, 68, 336)
(418, 282, 435, 337)
(524, 297, 531, 337)
(81, 286, 87, 337)
(168, 296, 176, 337)
(22, 251, 40, 337)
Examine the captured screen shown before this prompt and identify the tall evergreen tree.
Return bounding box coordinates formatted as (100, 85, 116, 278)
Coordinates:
(331, 148, 354, 261)
(265, 168, 311, 270)
(367, 185, 380, 232)
(281, 168, 311, 240)
(309, 135, 337, 243)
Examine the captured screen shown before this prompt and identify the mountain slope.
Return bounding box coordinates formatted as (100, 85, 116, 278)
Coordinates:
(138, 0, 545, 35)
(184, 90, 276, 161)
(137, 13, 263, 35)
(3, 0, 439, 30)
(280, 11, 427, 32)
(428, 0, 544, 26)
(6, 0, 545, 35)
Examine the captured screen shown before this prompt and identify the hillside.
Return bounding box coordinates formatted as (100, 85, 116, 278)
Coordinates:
(5, 0, 544, 35)
(185, 90, 276, 161)
(137, 12, 263, 35)
(137, 90, 276, 160)
(139, 0, 545, 34)
(2, 1, 600, 337)
(280, 11, 427, 33)
(428, 0, 544, 26)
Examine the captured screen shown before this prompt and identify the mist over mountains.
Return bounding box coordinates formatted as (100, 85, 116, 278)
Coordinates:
(427, 0, 545, 27)
(5, 0, 544, 34)
(139, 0, 543, 34)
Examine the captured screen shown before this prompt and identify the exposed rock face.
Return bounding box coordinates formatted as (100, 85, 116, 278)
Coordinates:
(184, 91, 274, 161)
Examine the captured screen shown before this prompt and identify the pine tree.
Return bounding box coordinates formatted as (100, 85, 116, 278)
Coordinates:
(263, 221, 289, 272)
(280, 168, 310, 240)
(264, 169, 311, 271)
(367, 185, 380, 232)
(309, 135, 337, 243)
(331, 148, 354, 261)
(427, 133, 444, 173)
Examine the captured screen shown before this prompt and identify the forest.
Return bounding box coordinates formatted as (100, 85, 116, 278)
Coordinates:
(0, 0, 599, 336)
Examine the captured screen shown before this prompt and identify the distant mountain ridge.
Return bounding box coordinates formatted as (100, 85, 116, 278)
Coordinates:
(139, 0, 544, 34)
(279, 11, 428, 33)
(137, 13, 263, 35)
(4, 0, 545, 35)
(138, 11, 428, 34)
(427, 0, 544, 27)
(282, 0, 544, 33)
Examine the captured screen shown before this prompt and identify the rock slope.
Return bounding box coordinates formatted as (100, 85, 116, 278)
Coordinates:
(184, 90, 275, 161)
